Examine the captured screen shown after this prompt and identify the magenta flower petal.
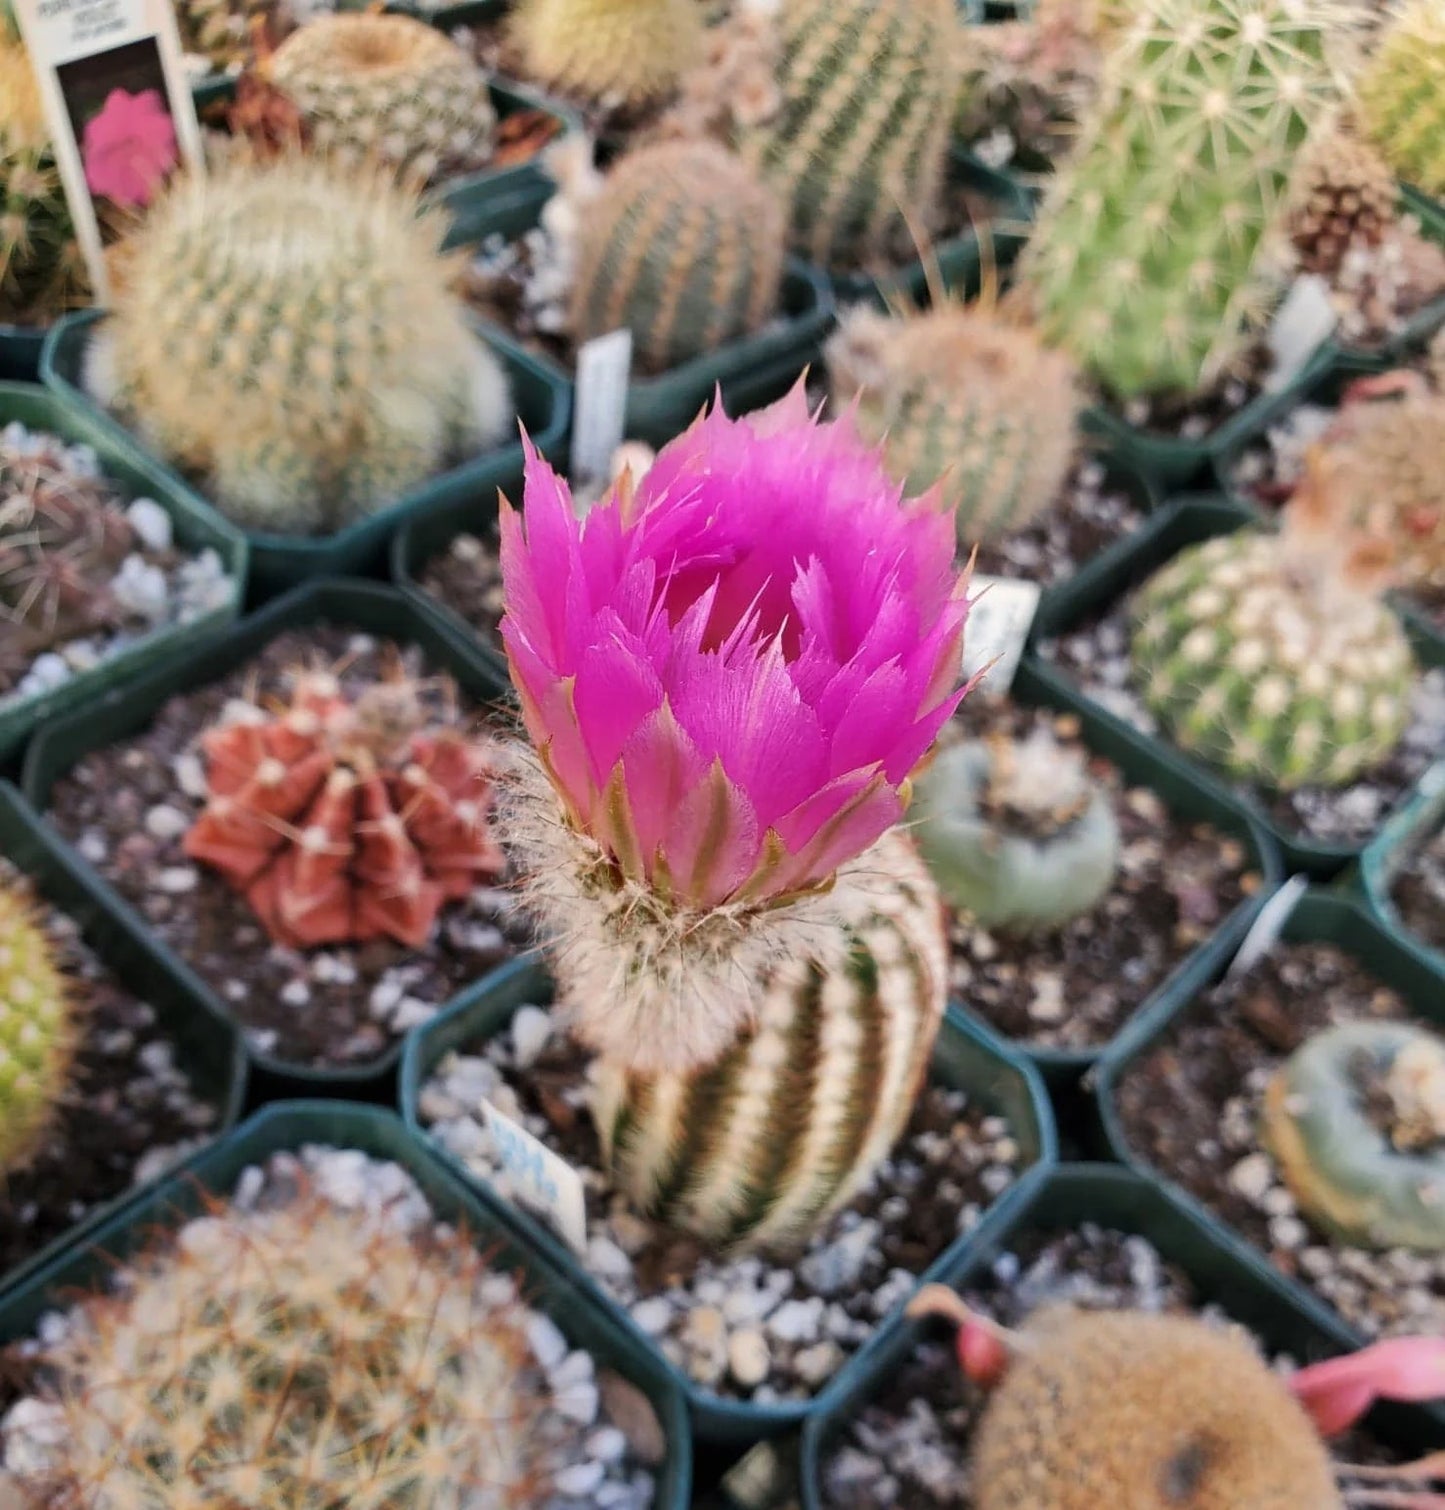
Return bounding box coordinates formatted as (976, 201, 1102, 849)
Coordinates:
(1291, 1337, 1445, 1437)
(82, 88, 177, 209)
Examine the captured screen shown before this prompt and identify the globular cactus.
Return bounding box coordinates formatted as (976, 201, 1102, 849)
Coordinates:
(567, 139, 786, 374)
(509, 0, 704, 108)
(0, 432, 135, 684)
(1264, 1021, 1445, 1252)
(592, 829, 947, 1248)
(0, 884, 76, 1178)
(1017, 0, 1359, 400)
(268, 14, 496, 186)
(0, 35, 88, 326)
(1288, 127, 1399, 277)
(1356, 0, 1445, 200)
(9, 1186, 548, 1508)
(183, 663, 506, 949)
(910, 726, 1119, 934)
(1130, 455, 1416, 791)
(824, 300, 1081, 543)
(84, 154, 514, 535)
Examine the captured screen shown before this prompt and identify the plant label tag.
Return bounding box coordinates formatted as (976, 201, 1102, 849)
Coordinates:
(1265, 276, 1337, 392)
(961, 575, 1041, 693)
(1226, 873, 1309, 983)
(480, 1098, 588, 1257)
(571, 328, 633, 492)
(11, 0, 204, 305)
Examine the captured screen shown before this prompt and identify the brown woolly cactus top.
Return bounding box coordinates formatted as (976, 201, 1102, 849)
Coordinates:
(1288, 126, 1398, 276)
(1383, 1033, 1445, 1152)
(977, 726, 1096, 840)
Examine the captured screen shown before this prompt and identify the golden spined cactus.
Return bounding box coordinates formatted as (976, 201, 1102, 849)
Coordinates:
(268, 14, 497, 186)
(1356, 0, 1445, 200)
(83, 153, 514, 536)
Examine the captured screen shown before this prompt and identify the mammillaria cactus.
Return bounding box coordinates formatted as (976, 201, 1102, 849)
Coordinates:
(268, 14, 496, 185)
(1017, 0, 1360, 399)
(1288, 128, 1398, 277)
(0, 884, 76, 1178)
(0, 35, 88, 325)
(1264, 1022, 1445, 1252)
(497, 385, 972, 1243)
(509, 0, 704, 108)
(183, 663, 506, 949)
(1356, 0, 1445, 200)
(1130, 455, 1415, 791)
(7, 1186, 547, 1507)
(567, 139, 785, 374)
(911, 727, 1120, 934)
(83, 154, 513, 535)
(824, 300, 1080, 544)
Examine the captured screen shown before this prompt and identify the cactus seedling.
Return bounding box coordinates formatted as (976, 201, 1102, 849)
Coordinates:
(183, 662, 506, 950)
(911, 726, 1119, 934)
(1264, 1021, 1445, 1252)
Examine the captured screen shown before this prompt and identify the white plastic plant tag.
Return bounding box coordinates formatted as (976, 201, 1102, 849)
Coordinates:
(1264, 275, 1337, 393)
(480, 1098, 589, 1257)
(961, 575, 1042, 693)
(1225, 873, 1309, 983)
(11, 0, 204, 304)
(571, 328, 633, 494)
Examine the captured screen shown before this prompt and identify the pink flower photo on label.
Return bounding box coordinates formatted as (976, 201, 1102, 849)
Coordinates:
(82, 88, 177, 209)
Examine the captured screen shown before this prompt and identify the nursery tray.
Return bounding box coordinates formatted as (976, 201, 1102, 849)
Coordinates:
(0, 781, 247, 1307)
(1359, 759, 1445, 978)
(1029, 494, 1445, 878)
(798, 1161, 1444, 1510)
(40, 308, 568, 601)
(19, 578, 513, 1095)
(0, 381, 247, 767)
(1094, 890, 1445, 1346)
(399, 952, 1058, 1444)
(0, 325, 45, 384)
(0, 1100, 692, 1510)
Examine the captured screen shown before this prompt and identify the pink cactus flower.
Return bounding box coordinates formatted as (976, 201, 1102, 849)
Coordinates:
(499, 385, 973, 1072)
(82, 89, 177, 210)
(1291, 1335, 1445, 1437)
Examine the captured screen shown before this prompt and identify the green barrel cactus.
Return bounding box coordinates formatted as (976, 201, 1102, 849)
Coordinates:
(1130, 475, 1415, 791)
(1016, 0, 1358, 399)
(1264, 1021, 1445, 1251)
(569, 139, 786, 375)
(509, 0, 704, 107)
(825, 300, 1081, 543)
(0, 884, 76, 1176)
(911, 726, 1120, 934)
(1357, 0, 1445, 200)
(592, 830, 948, 1248)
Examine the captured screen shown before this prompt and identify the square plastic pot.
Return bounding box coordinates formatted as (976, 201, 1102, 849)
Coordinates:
(0, 1099, 692, 1510)
(40, 308, 570, 601)
(0, 780, 247, 1307)
(0, 381, 247, 767)
(1359, 759, 1445, 979)
(798, 1162, 1445, 1509)
(19, 577, 513, 1096)
(399, 951, 1058, 1444)
(1094, 890, 1445, 1352)
(1030, 493, 1445, 878)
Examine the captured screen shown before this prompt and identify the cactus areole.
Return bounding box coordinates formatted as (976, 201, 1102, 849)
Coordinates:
(184, 667, 505, 950)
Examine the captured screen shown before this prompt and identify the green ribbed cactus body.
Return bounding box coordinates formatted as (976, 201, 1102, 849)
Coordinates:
(1018, 0, 1356, 399)
(1357, 0, 1445, 199)
(593, 830, 947, 1248)
(1130, 530, 1415, 791)
(742, 0, 956, 271)
(570, 140, 786, 375)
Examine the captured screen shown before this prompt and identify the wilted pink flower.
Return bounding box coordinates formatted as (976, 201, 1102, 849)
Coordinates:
(1291, 1336, 1445, 1437)
(82, 89, 177, 209)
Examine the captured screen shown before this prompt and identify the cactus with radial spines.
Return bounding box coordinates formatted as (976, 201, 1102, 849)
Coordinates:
(1130, 451, 1416, 791)
(84, 154, 514, 535)
(509, 0, 704, 107)
(825, 300, 1081, 543)
(10, 1187, 549, 1508)
(268, 14, 496, 185)
(1264, 1022, 1445, 1252)
(911, 726, 1120, 934)
(1016, 0, 1361, 400)
(0, 884, 77, 1178)
(1356, 0, 1445, 200)
(568, 139, 786, 375)
(592, 829, 948, 1248)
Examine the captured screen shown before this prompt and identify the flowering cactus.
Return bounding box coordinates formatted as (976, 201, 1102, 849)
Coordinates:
(80, 88, 177, 209)
(184, 665, 505, 950)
